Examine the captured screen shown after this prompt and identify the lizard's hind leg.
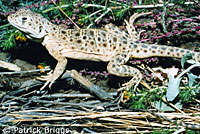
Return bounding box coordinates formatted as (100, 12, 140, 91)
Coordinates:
(107, 52, 143, 91)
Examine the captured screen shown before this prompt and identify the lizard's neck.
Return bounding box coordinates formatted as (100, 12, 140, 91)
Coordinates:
(41, 21, 62, 46)
(42, 19, 56, 34)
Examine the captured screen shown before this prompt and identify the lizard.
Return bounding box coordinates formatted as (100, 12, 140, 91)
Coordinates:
(7, 8, 200, 93)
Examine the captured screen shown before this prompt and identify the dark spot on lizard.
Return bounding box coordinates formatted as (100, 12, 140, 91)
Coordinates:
(197, 55, 200, 60)
(97, 37, 101, 42)
(141, 44, 148, 48)
(136, 74, 140, 78)
(122, 36, 126, 40)
(75, 32, 80, 37)
(39, 26, 42, 33)
(161, 47, 167, 50)
(123, 40, 127, 44)
(103, 43, 107, 47)
(151, 45, 158, 49)
(90, 41, 94, 45)
(70, 39, 73, 42)
(180, 50, 185, 53)
(116, 58, 122, 63)
(133, 45, 138, 48)
(186, 50, 190, 53)
(124, 34, 129, 38)
(114, 31, 119, 34)
(122, 54, 127, 58)
(102, 32, 106, 37)
(122, 66, 127, 72)
(169, 48, 174, 52)
(77, 39, 82, 44)
(113, 37, 117, 42)
(61, 30, 66, 34)
(89, 30, 94, 36)
(83, 36, 87, 40)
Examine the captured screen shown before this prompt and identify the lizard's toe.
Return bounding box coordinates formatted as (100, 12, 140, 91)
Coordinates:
(37, 71, 53, 81)
(48, 79, 56, 89)
(118, 82, 132, 91)
(40, 78, 55, 90)
(40, 80, 50, 90)
(38, 72, 55, 90)
(37, 76, 48, 81)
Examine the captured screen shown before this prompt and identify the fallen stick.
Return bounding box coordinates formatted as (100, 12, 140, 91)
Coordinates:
(0, 60, 21, 71)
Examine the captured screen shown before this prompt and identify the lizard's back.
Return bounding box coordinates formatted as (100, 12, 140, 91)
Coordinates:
(54, 28, 126, 62)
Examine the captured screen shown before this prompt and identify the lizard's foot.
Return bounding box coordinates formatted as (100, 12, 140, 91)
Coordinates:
(37, 71, 56, 90)
(37, 70, 53, 81)
(107, 52, 143, 92)
(118, 78, 141, 92)
(118, 80, 141, 103)
(118, 83, 132, 92)
(125, 12, 152, 41)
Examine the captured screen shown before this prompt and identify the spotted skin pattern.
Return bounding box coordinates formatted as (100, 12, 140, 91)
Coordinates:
(8, 9, 200, 91)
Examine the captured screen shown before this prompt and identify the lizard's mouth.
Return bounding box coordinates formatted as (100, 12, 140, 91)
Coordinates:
(8, 16, 38, 38)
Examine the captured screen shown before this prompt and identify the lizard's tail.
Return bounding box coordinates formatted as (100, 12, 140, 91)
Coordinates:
(129, 43, 200, 62)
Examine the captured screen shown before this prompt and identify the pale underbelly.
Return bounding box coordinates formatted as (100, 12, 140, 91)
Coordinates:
(60, 50, 113, 62)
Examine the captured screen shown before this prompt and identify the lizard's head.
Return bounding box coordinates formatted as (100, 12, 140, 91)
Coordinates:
(8, 8, 49, 39)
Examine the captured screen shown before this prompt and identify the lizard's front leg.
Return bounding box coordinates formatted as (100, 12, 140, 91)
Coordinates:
(107, 52, 143, 91)
(40, 43, 67, 90)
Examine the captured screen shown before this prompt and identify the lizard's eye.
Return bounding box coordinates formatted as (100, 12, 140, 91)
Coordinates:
(22, 17, 27, 21)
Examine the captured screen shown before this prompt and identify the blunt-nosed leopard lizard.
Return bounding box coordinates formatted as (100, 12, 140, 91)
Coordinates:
(8, 9, 200, 92)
